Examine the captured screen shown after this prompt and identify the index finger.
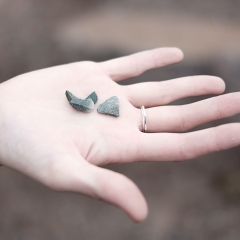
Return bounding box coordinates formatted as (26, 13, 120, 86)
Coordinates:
(99, 48, 184, 82)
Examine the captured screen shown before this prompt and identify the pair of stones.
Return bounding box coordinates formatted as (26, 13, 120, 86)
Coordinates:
(65, 90, 119, 117)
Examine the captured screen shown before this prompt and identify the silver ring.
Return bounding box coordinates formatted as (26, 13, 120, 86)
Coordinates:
(141, 106, 147, 133)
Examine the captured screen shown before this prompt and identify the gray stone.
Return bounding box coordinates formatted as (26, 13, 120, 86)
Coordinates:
(97, 96, 119, 117)
(65, 90, 77, 102)
(66, 90, 98, 104)
(86, 91, 98, 104)
(70, 99, 94, 112)
(65, 90, 94, 112)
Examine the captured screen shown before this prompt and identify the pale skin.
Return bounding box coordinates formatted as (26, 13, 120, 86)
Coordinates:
(0, 48, 240, 222)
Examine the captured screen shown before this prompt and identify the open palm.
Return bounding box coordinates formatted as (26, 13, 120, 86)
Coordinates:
(0, 48, 239, 222)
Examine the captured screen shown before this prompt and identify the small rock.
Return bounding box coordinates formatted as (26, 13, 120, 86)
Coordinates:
(97, 96, 119, 117)
(86, 91, 98, 104)
(65, 90, 94, 112)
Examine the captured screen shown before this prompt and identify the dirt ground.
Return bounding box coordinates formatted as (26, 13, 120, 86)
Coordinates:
(0, 1, 240, 239)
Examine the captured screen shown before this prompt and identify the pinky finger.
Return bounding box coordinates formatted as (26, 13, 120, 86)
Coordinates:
(137, 123, 240, 162)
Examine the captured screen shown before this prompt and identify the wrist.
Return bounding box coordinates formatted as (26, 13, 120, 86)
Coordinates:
(0, 83, 9, 167)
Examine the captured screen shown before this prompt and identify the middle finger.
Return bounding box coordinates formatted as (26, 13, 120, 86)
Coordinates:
(125, 76, 225, 108)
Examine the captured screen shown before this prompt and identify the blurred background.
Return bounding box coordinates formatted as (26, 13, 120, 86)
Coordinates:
(0, 0, 240, 239)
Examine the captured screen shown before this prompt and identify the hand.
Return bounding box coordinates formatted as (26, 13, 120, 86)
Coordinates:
(0, 48, 239, 222)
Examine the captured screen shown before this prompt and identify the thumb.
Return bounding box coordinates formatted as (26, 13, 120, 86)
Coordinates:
(89, 164, 148, 222)
(49, 156, 148, 222)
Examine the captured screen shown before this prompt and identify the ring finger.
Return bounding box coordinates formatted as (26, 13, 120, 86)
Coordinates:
(140, 92, 240, 133)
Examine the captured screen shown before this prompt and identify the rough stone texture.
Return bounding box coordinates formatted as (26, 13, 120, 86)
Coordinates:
(86, 91, 98, 104)
(65, 90, 94, 112)
(70, 99, 94, 112)
(66, 90, 98, 104)
(65, 90, 77, 102)
(97, 96, 119, 117)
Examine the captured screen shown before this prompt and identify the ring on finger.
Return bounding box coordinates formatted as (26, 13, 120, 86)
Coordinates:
(141, 106, 147, 133)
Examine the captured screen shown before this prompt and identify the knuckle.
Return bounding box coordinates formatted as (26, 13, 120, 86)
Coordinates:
(191, 77, 199, 95)
(68, 61, 101, 75)
(213, 97, 223, 119)
(178, 107, 188, 132)
(212, 127, 223, 152)
(132, 54, 141, 74)
(150, 52, 160, 68)
(177, 136, 189, 161)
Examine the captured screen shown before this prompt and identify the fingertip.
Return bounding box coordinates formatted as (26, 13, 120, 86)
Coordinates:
(170, 47, 184, 61)
(192, 75, 226, 95)
(217, 77, 226, 93)
(114, 174, 149, 222)
(209, 76, 226, 94)
(131, 195, 149, 223)
(92, 167, 149, 222)
(156, 47, 184, 65)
